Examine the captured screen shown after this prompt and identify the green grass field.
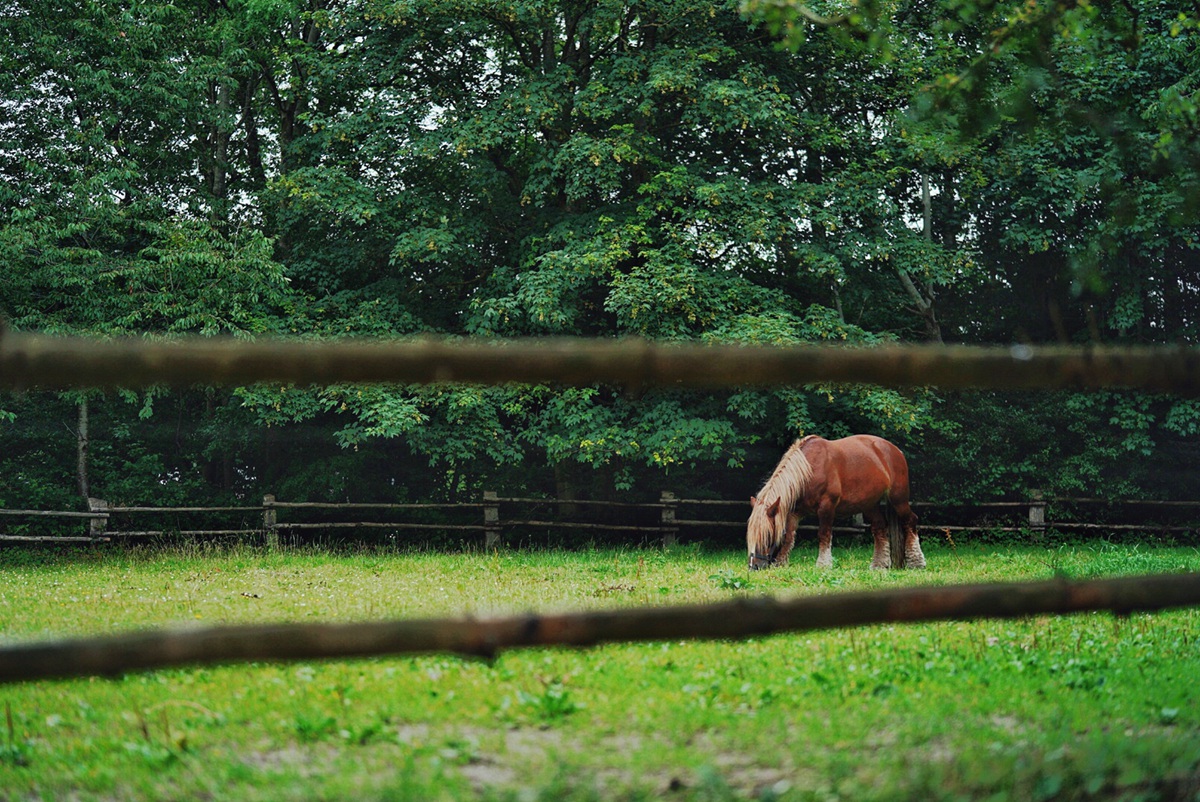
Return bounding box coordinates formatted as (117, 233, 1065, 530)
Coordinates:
(1, 539, 1199, 801)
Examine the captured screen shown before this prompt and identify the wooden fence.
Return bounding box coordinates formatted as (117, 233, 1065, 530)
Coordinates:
(2, 492, 1196, 546)
(4, 333, 1200, 682)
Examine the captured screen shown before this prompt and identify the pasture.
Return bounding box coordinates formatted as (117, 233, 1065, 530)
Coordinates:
(1, 541, 1199, 801)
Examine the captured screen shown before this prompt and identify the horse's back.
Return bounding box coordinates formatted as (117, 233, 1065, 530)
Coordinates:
(824, 434, 906, 467)
(819, 434, 910, 506)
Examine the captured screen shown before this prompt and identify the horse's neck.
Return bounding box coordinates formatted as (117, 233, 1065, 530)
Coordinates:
(764, 437, 816, 508)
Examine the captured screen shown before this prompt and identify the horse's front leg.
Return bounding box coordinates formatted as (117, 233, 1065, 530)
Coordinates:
(776, 511, 799, 566)
(815, 501, 835, 569)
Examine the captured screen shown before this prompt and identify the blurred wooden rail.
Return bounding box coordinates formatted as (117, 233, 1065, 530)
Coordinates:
(3, 333, 1200, 393)
(1, 571, 1198, 684)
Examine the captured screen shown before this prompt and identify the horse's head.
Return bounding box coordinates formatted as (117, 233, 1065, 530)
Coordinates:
(746, 496, 784, 570)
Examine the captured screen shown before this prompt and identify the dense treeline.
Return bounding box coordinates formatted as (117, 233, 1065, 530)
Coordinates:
(1, 1, 1199, 517)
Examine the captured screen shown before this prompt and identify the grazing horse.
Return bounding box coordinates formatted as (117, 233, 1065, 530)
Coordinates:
(746, 434, 925, 571)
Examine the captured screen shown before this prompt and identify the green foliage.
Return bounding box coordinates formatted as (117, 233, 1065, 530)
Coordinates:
(708, 568, 751, 591)
(503, 677, 582, 724)
(917, 389, 1199, 502)
(293, 712, 339, 743)
(3, 0, 1200, 507)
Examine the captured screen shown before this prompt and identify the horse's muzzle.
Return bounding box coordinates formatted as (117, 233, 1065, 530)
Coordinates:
(748, 550, 778, 570)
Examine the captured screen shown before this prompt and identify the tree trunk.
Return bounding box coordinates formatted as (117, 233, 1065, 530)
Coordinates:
(896, 173, 944, 343)
(76, 397, 89, 500)
(210, 77, 232, 226)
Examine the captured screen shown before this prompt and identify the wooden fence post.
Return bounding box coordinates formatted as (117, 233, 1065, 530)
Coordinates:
(87, 498, 107, 539)
(263, 495, 279, 550)
(483, 491, 500, 549)
(660, 491, 678, 547)
(1029, 490, 1046, 531)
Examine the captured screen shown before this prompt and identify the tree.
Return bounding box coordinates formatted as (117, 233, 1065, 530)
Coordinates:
(0, 0, 297, 505)
(4, 0, 1199, 511)
(233, 0, 943, 497)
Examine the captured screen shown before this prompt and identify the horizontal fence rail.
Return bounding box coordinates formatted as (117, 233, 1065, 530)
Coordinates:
(4, 333, 1200, 393)
(1, 571, 1198, 684)
(2, 493, 1198, 544)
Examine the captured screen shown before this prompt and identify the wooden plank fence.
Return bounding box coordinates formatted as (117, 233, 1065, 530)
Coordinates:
(1, 492, 1197, 546)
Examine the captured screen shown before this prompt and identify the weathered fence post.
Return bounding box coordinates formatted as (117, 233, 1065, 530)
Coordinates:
(660, 491, 678, 547)
(263, 495, 279, 550)
(483, 491, 500, 549)
(87, 498, 107, 539)
(1029, 490, 1046, 531)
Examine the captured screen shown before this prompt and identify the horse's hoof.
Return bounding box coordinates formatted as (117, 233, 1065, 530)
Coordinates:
(869, 561, 889, 571)
(905, 556, 927, 569)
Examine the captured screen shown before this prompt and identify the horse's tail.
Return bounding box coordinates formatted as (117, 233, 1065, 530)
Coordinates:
(884, 503, 905, 570)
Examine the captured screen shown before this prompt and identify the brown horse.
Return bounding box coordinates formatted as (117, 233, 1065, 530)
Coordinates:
(746, 434, 925, 570)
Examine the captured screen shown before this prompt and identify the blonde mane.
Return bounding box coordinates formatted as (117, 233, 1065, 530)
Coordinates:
(747, 436, 817, 554)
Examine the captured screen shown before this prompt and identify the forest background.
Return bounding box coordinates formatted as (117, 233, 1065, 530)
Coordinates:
(2, 0, 1199, 517)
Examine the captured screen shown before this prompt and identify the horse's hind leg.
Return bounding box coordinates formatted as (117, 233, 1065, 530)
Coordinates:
(896, 503, 925, 569)
(868, 507, 890, 570)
